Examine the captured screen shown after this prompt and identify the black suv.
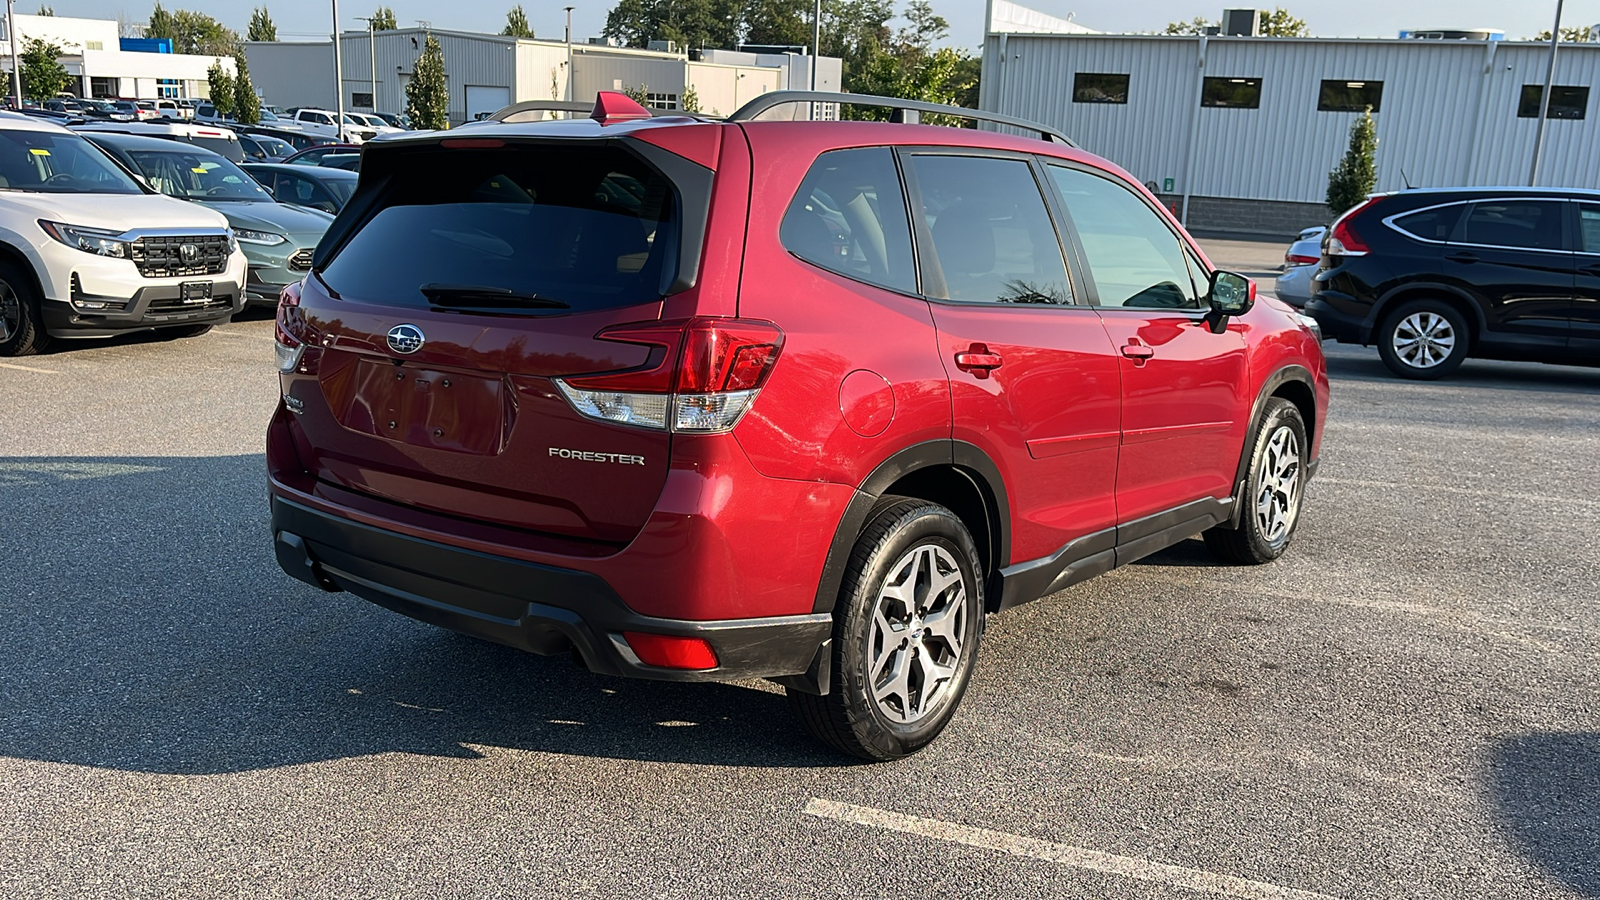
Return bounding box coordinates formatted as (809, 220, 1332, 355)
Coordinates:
(1307, 188, 1600, 379)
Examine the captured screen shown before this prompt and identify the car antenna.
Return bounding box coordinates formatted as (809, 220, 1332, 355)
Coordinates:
(1399, 167, 1414, 190)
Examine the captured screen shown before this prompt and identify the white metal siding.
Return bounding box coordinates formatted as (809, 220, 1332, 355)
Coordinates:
(982, 34, 1600, 205)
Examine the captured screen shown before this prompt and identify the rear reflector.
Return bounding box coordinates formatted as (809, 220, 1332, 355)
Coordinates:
(622, 632, 719, 670)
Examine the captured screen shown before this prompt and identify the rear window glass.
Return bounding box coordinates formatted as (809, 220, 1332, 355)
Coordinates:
(188, 135, 244, 163)
(780, 147, 916, 294)
(1392, 205, 1464, 242)
(321, 146, 676, 312)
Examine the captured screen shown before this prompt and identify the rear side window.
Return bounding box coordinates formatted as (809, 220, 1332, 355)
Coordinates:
(320, 145, 677, 313)
(909, 155, 1072, 305)
(1580, 204, 1600, 254)
(1048, 165, 1200, 309)
(780, 147, 916, 294)
(1458, 200, 1565, 251)
(1391, 205, 1464, 242)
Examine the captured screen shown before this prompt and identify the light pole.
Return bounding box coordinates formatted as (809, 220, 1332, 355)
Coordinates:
(7, 0, 20, 108)
(564, 6, 574, 102)
(331, 0, 346, 138)
(1529, 0, 1564, 186)
(811, 0, 820, 91)
(355, 15, 377, 113)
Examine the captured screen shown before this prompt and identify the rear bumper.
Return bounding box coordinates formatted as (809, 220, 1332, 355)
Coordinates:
(270, 494, 834, 684)
(1304, 295, 1368, 344)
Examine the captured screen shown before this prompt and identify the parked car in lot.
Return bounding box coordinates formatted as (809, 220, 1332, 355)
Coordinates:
(375, 111, 411, 130)
(235, 125, 337, 153)
(347, 112, 403, 136)
(282, 143, 360, 171)
(268, 90, 1328, 760)
(194, 104, 293, 129)
(1274, 225, 1325, 308)
(72, 120, 245, 163)
(237, 132, 295, 162)
(109, 100, 157, 121)
(1307, 187, 1600, 378)
(289, 108, 372, 143)
(0, 115, 246, 356)
(240, 162, 357, 214)
(84, 133, 333, 306)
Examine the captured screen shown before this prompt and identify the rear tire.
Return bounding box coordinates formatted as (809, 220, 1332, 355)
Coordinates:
(0, 262, 51, 357)
(788, 497, 984, 761)
(1204, 398, 1308, 565)
(1376, 299, 1468, 380)
(159, 323, 214, 339)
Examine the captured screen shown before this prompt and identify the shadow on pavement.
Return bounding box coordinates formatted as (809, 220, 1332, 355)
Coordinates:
(0, 455, 848, 774)
(1322, 346, 1600, 395)
(1487, 732, 1600, 897)
(1128, 537, 1227, 569)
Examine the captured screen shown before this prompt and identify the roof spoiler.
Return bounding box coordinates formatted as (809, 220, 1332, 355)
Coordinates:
(725, 90, 1076, 146)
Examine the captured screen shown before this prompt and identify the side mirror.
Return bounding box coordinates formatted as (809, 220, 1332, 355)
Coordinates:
(1205, 270, 1255, 334)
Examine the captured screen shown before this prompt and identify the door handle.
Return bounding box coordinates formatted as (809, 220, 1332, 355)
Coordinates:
(1120, 340, 1155, 364)
(1445, 252, 1480, 264)
(954, 344, 1003, 378)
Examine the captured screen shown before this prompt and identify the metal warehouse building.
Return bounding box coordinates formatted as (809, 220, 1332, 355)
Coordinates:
(980, 17, 1600, 235)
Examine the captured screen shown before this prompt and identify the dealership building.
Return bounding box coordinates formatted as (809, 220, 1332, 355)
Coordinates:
(980, 5, 1600, 235)
(245, 29, 841, 125)
(0, 14, 233, 99)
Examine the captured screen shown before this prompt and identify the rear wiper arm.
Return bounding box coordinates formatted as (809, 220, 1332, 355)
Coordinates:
(420, 283, 569, 309)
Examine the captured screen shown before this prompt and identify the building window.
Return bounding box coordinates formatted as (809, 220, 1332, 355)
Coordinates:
(1518, 85, 1589, 119)
(156, 78, 181, 99)
(352, 92, 374, 109)
(1072, 73, 1129, 104)
(90, 77, 116, 98)
(1318, 80, 1383, 112)
(644, 92, 678, 109)
(85, 40, 103, 50)
(1201, 77, 1262, 109)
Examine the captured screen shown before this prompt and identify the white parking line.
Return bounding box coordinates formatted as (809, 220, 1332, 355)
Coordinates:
(0, 361, 59, 374)
(803, 798, 1343, 900)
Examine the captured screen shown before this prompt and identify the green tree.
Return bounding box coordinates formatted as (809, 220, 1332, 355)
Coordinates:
(232, 53, 260, 123)
(1533, 27, 1590, 42)
(1326, 107, 1377, 216)
(502, 5, 535, 38)
(144, 4, 239, 55)
(36, 5, 54, 15)
(247, 6, 277, 41)
(1163, 8, 1308, 37)
(1163, 16, 1211, 35)
(602, 0, 741, 51)
(406, 33, 448, 129)
(20, 38, 69, 102)
(741, 0, 811, 48)
(370, 6, 397, 30)
(681, 83, 700, 113)
(206, 59, 234, 115)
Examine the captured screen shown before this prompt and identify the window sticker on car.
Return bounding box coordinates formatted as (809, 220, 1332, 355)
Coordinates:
(30, 148, 49, 156)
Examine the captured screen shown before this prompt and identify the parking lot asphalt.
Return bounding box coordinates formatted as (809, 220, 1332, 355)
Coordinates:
(2, 243, 1598, 899)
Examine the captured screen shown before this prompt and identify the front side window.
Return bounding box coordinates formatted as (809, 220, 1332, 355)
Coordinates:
(1318, 80, 1383, 113)
(1048, 164, 1201, 309)
(1073, 73, 1129, 104)
(1457, 200, 1566, 252)
(1518, 85, 1590, 120)
(320, 145, 678, 313)
(779, 147, 916, 294)
(0, 132, 143, 194)
(1201, 77, 1262, 109)
(908, 154, 1072, 305)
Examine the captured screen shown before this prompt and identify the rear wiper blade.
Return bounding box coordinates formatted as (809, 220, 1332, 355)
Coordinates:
(420, 283, 569, 309)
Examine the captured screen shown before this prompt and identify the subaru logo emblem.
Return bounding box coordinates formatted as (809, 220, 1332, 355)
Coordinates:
(387, 324, 425, 355)
(178, 242, 200, 263)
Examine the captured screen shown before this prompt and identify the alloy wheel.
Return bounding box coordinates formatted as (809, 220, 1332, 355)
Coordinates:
(867, 543, 969, 724)
(1392, 311, 1456, 369)
(0, 282, 17, 344)
(1254, 425, 1302, 547)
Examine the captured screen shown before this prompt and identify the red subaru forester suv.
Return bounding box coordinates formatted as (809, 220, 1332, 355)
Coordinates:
(269, 92, 1329, 760)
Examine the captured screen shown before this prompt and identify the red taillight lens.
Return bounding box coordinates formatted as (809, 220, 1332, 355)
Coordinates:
(622, 632, 719, 670)
(1326, 196, 1383, 257)
(1285, 253, 1320, 266)
(274, 281, 305, 373)
(556, 318, 784, 433)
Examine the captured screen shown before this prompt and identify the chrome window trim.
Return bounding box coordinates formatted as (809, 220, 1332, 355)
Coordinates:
(1383, 197, 1572, 255)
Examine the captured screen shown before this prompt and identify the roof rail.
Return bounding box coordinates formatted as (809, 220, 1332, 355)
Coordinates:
(724, 91, 1076, 147)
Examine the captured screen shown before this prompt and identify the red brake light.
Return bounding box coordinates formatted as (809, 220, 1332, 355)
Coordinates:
(1285, 253, 1320, 266)
(622, 632, 719, 670)
(675, 319, 785, 393)
(440, 138, 506, 149)
(1326, 196, 1384, 257)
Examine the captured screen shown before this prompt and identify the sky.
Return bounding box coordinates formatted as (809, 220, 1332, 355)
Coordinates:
(41, 0, 1594, 49)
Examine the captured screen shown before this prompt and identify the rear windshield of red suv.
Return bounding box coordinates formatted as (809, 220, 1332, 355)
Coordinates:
(319, 145, 677, 313)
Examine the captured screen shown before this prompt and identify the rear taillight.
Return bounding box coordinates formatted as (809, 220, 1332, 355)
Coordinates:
(274, 281, 304, 373)
(1325, 197, 1384, 257)
(555, 317, 784, 434)
(1285, 253, 1320, 266)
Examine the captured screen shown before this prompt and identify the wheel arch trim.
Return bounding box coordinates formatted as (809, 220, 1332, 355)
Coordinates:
(1366, 282, 1487, 345)
(1228, 365, 1317, 527)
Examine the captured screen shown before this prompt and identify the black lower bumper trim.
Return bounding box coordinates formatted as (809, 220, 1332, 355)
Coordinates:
(270, 496, 832, 684)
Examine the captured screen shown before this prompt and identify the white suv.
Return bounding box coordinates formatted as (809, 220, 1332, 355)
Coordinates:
(0, 115, 247, 356)
(290, 109, 373, 143)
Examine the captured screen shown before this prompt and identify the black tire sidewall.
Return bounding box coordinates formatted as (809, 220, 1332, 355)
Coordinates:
(1378, 299, 1469, 379)
(0, 262, 46, 357)
(1238, 399, 1309, 561)
(834, 502, 984, 760)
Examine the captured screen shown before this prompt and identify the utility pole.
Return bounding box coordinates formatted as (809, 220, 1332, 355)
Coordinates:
(7, 0, 20, 108)
(810, 0, 820, 90)
(1529, 0, 1564, 186)
(355, 15, 377, 113)
(331, 0, 346, 138)
(564, 6, 574, 102)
